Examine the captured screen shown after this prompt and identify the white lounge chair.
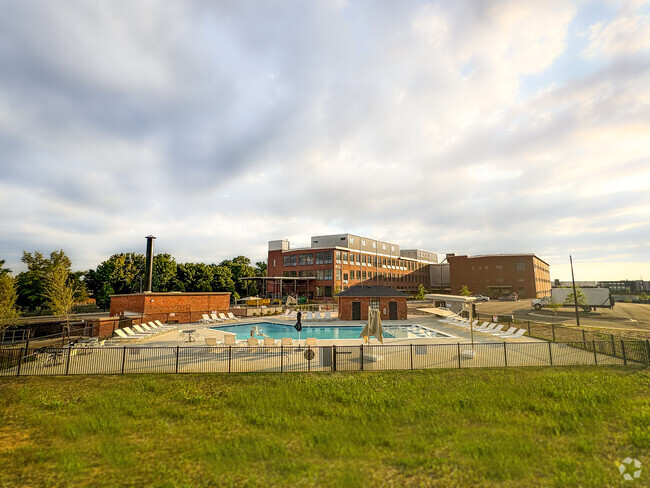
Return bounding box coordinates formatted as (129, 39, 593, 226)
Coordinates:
(133, 324, 156, 335)
(314, 311, 324, 321)
(485, 324, 506, 335)
(323, 311, 333, 321)
(498, 328, 527, 339)
(281, 337, 293, 347)
(123, 327, 148, 338)
(218, 313, 230, 322)
(288, 311, 297, 320)
(154, 320, 175, 330)
(304, 311, 313, 321)
(475, 322, 491, 330)
(210, 313, 223, 323)
(200, 314, 214, 324)
(114, 329, 142, 341)
(263, 337, 277, 347)
(247, 337, 261, 347)
(477, 323, 498, 333)
(305, 337, 317, 347)
(226, 312, 240, 321)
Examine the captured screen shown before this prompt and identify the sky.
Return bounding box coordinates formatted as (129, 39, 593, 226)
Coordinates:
(1, 0, 649, 282)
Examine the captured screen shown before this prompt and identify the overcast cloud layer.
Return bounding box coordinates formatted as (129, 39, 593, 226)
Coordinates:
(1, 0, 649, 281)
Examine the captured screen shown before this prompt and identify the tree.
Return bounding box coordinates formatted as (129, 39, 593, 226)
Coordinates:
(0, 259, 11, 276)
(209, 265, 236, 294)
(459, 285, 472, 296)
(0, 274, 19, 331)
(219, 256, 255, 296)
(255, 261, 267, 276)
(564, 288, 588, 307)
(415, 284, 427, 300)
(177, 263, 214, 292)
(16, 250, 71, 313)
(546, 297, 562, 317)
(44, 260, 76, 327)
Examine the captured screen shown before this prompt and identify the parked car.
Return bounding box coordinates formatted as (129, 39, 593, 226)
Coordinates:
(499, 294, 518, 301)
(472, 294, 490, 302)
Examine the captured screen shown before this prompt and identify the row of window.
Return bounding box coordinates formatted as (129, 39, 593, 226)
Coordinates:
(283, 252, 333, 267)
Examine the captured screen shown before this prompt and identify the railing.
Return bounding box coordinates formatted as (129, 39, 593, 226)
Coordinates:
(0, 328, 31, 344)
(1, 340, 648, 377)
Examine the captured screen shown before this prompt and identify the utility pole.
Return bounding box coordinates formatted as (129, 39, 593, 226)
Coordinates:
(570, 255, 580, 327)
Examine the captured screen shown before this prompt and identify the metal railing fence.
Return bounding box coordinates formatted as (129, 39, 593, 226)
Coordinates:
(1, 340, 648, 377)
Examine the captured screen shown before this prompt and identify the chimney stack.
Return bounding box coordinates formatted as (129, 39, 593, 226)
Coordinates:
(144, 235, 156, 292)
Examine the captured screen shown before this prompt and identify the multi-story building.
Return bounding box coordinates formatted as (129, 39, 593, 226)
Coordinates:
(448, 254, 551, 299)
(266, 233, 439, 300)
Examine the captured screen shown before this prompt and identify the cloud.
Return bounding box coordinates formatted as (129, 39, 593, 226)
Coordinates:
(0, 0, 648, 282)
(583, 13, 650, 58)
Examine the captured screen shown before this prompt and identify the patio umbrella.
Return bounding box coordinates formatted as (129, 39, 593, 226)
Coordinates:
(294, 311, 303, 343)
(359, 308, 383, 344)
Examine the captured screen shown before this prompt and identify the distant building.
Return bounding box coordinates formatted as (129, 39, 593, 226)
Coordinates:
(266, 233, 439, 300)
(597, 280, 650, 293)
(449, 254, 551, 299)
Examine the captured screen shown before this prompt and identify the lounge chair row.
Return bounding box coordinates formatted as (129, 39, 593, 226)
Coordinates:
(199, 312, 240, 324)
(111, 321, 175, 342)
(204, 336, 318, 347)
(281, 310, 334, 321)
(442, 318, 527, 339)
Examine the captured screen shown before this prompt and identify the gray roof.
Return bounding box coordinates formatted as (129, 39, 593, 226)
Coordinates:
(335, 286, 407, 298)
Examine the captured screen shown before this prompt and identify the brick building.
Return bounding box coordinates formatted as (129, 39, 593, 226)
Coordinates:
(110, 292, 231, 324)
(266, 233, 439, 301)
(448, 254, 551, 299)
(336, 286, 408, 321)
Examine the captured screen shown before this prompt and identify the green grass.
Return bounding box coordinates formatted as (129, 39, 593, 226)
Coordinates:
(1, 367, 648, 487)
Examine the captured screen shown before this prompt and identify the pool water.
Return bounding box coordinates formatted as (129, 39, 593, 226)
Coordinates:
(211, 322, 366, 340)
(210, 322, 449, 340)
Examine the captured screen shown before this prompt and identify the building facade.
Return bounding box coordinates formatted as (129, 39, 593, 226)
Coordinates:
(336, 285, 408, 321)
(448, 254, 551, 299)
(110, 292, 231, 324)
(266, 233, 439, 301)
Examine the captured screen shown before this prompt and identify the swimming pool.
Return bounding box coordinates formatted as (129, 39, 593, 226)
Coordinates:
(210, 322, 452, 340)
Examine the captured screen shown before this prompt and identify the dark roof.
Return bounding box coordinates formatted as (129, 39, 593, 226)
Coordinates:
(335, 286, 408, 298)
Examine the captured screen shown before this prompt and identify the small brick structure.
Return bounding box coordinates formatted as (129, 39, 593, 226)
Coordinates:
(109, 292, 231, 325)
(336, 286, 408, 321)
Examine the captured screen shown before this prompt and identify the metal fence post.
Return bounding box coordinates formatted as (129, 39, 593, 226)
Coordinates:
(548, 341, 553, 366)
(592, 340, 598, 365)
(646, 340, 650, 365)
(228, 346, 232, 373)
(121, 346, 127, 374)
(360, 344, 364, 371)
(65, 347, 72, 375)
(280, 345, 283, 373)
(527, 321, 531, 336)
(503, 342, 508, 367)
(611, 334, 616, 356)
(308, 346, 311, 373)
(551, 324, 556, 342)
(582, 329, 587, 348)
(333, 345, 337, 372)
(620, 341, 627, 365)
(410, 344, 414, 370)
(457, 343, 461, 368)
(175, 346, 180, 374)
(16, 344, 26, 377)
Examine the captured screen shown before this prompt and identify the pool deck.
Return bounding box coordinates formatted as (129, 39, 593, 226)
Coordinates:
(125, 315, 541, 347)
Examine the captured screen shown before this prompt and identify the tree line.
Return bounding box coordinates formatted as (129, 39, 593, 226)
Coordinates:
(0, 251, 267, 327)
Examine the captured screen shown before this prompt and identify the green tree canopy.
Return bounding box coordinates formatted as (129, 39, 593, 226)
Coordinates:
(458, 285, 472, 296)
(415, 284, 427, 300)
(564, 288, 588, 306)
(44, 259, 76, 325)
(16, 250, 71, 313)
(0, 273, 19, 329)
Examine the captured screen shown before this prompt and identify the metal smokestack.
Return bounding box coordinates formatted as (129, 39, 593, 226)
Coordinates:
(144, 235, 156, 292)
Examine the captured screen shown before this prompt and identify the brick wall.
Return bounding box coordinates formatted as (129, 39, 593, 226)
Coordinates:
(338, 296, 407, 321)
(110, 292, 231, 324)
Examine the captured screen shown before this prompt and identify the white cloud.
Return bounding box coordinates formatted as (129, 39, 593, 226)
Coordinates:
(583, 14, 650, 58)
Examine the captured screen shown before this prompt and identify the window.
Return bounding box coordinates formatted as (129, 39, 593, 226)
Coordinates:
(316, 252, 324, 264)
(391, 246, 395, 252)
(349, 253, 354, 262)
(324, 269, 332, 280)
(356, 254, 361, 264)
(306, 253, 314, 265)
(370, 298, 379, 310)
(299, 254, 306, 266)
(324, 286, 332, 297)
(283, 271, 290, 277)
(283, 256, 290, 266)
(316, 286, 323, 297)
(368, 272, 372, 279)
(290, 255, 297, 266)
(342, 252, 348, 264)
(336, 251, 341, 263)
(382, 244, 386, 250)
(273, 259, 276, 267)
(373, 242, 376, 248)
(362, 271, 366, 280)
(336, 269, 341, 280)
(516, 262, 525, 270)
(350, 237, 354, 243)
(324, 251, 333, 264)
(316, 270, 324, 280)
(361, 240, 366, 246)
(357, 270, 361, 280)
(343, 273, 348, 281)
(496, 265, 503, 270)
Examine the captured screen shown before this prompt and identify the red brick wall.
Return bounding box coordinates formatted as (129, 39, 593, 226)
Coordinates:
(110, 293, 231, 324)
(449, 255, 551, 299)
(338, 296, 407, 321)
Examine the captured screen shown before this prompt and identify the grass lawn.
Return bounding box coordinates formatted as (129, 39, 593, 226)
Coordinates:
(1, 367, 648, 487)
